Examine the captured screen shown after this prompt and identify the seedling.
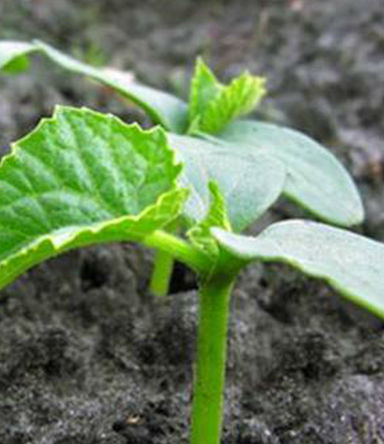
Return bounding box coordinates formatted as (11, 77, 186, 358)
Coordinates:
(1, 41, 384, 444)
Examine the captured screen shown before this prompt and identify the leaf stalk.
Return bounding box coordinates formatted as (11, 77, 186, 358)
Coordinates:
(149, 249, 175, 296)
(143, 230, 211, 275)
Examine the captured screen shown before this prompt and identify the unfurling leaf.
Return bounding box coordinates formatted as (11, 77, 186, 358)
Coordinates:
(188, 182, 231, 258)
(189, 58, 266, 134)
(189, 58, 222, 125)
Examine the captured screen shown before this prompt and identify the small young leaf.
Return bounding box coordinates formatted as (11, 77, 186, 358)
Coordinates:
(189, 58, 222, 126)
(0, 40, 188, 133)
(0, 106, 187, 291)
(201, 73, 266, 134)
(189, 59, 266, 134)
(188, 182, 231, 258)
(169, 133, 286, 232)
(212, 221, 384, 319)
(219, 120, 364, 227)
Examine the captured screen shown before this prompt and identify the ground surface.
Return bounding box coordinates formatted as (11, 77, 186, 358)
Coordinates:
(0, 0, 384, 443)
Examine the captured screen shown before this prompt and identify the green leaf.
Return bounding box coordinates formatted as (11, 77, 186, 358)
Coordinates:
(0, 41, 35, 72)
(169, 133, 286, 232)
(0, 40, 188, 133)
(0, 106, 188, 291)
(189, 58, 222, 126)
(188, 59, 266, 134)
(201, 73, 266, 134)
(212, 221, 384, 319)
(219, 120, 364, 227)
(188, 181, 231, 258)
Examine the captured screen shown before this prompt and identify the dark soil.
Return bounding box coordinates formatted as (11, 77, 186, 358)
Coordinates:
(1, 0, 384, 443)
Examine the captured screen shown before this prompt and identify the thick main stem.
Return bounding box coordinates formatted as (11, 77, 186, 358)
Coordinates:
(191, 275, 235, 444)
(149, 249, 174, 296)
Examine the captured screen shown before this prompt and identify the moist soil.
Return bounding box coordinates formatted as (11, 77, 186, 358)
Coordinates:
(0, 1, 384, 443)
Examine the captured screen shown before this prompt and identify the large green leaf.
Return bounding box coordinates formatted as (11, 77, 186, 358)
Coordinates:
(219, 120, 364, 227)
(188, 59, 266, 134)
(0, 40, 188, 133)
(169, 133, 286, 232)
(213, 221, 384, 319)
(0, 106, 188, 291)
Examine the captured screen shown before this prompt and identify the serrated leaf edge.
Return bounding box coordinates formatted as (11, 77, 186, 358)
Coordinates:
(201, 73, 267, 134)
(0, 187, 188, 292)
(0, 106, 189, 291)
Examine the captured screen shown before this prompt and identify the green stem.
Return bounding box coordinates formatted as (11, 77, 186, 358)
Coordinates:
(149, 249, 175, 296)
(143, 230, 211, 275)
(148, 221, 179, 296)
(191, 274, 235, 444)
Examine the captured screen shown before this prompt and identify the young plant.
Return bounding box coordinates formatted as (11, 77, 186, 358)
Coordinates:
(1, 41, 384, 444)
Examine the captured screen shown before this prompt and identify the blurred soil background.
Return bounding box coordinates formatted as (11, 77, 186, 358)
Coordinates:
(0, 0, 384, 443)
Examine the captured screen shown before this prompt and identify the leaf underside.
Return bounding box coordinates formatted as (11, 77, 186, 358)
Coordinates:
(0, 40, 188, 133)
(0, 107, 187, 291)
(169, 133, 286, 233)
(218, 120, 364, 227)
(213, 221, 384, 319)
